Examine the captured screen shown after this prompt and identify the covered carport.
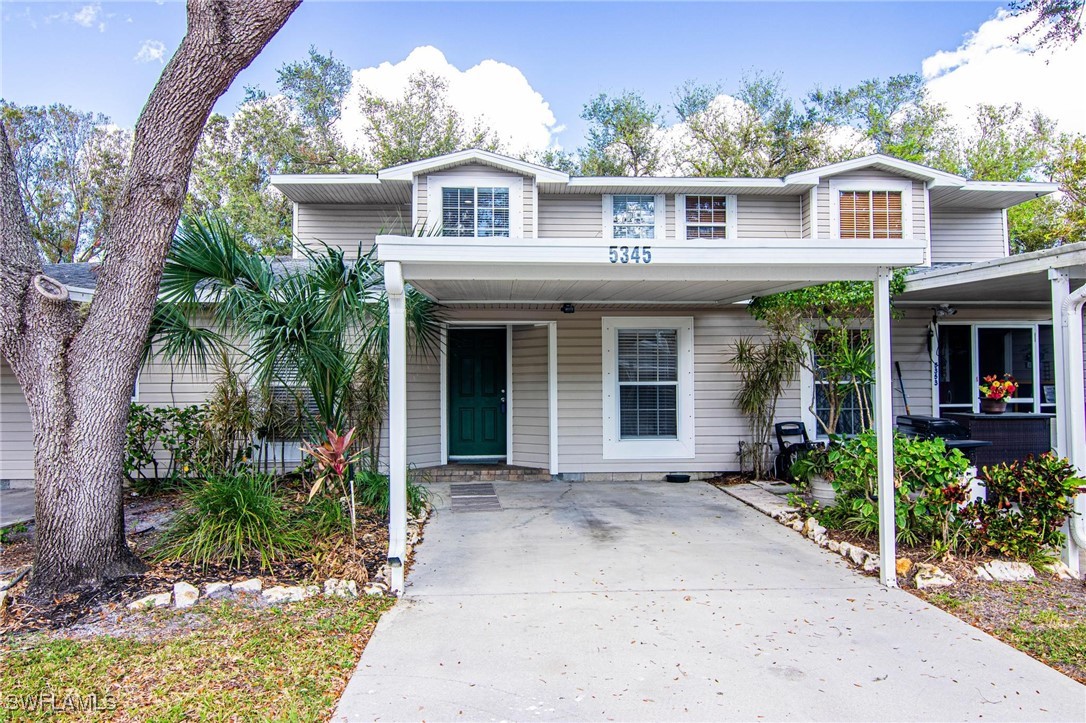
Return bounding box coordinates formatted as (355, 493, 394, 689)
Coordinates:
(375, 233, 928, 594)
(899, 241, 1086, 573)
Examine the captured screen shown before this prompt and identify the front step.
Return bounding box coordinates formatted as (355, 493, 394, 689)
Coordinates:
(422, 464, 553, 483)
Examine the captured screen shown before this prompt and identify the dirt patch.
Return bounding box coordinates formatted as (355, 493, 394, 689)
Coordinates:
(706, 472, 757, 487)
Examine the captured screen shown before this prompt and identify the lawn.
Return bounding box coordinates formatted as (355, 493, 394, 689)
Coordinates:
(2, 596, 393, 721)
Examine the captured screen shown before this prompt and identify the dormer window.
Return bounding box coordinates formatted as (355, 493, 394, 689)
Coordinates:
(441, 186, 510, 237)
(829, 179, 912, 240)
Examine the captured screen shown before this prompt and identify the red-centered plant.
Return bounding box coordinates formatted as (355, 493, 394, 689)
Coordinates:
(301, 427, 365, 542)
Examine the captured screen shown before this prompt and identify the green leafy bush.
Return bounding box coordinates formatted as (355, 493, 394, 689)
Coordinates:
(124, 403, 208, 493)
(827, 430, 972, 546)
(354, 469, 430, 518)
(964, 454, 1084, 561)
(300, 495, 352, 537)
(153, 473, 306, 570)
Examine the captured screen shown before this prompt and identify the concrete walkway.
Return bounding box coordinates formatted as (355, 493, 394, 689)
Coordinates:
(336, 481, 1085, 722)
(0, 488, 34, 528)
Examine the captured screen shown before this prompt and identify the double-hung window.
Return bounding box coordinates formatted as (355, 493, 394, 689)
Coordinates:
(602, 317, 695, 459)
(830, 180, 912, 240)
(441, 186, 510, 237)
(678, 194, 736, 239)
(605, 194, 665, 239)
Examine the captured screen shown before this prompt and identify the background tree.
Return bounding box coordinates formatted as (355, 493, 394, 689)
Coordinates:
(671, 73, 838, 176)
(0, 0, 300, 600)
(354, 70, 501, 169)
(579, 91, 664, 176)
(0, 102, 130, 262)
(1010, 0, 1085, 48)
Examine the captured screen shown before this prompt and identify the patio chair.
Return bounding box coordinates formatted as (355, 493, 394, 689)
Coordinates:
(773, 421, 820, 482)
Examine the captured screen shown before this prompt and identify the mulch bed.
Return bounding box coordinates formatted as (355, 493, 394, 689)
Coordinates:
(0, 489, 397, 636)
(706, 472, 756, 487)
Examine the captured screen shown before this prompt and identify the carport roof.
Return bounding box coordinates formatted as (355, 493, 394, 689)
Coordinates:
(899, 242, 1086, 305)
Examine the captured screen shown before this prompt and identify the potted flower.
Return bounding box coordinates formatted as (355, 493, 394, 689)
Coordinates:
(979, 373, 1018, 414)
(790, 445, 835, 506)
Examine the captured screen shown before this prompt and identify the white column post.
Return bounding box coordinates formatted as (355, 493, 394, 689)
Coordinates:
(1050, 269, 1071, 457)
(873, 268, 898, 587)
(386, 261, 408, 594)
(548, 321, 559, 476)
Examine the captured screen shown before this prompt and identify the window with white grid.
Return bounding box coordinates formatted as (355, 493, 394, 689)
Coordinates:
(611, 195, 657, 239)
(683, 195, 732, 239)
(441, 186, 510, 237)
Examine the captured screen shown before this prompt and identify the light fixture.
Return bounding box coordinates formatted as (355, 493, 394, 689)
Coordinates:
(935, 304, 957, 318)
(561, 303, 575, 314)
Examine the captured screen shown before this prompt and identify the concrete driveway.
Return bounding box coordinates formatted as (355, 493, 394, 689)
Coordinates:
(336, 481, 1085, 722)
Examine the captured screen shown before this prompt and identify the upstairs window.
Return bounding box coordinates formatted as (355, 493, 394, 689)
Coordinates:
(605, 194, 665, 239)
(441, 186, 510, 237)
(679, 194, 736, 239)
(839, 190, 903, 239)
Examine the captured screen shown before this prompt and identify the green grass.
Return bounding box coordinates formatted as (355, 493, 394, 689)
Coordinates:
(1001, 615, 1086, 673)
(2, 596, 394, 722)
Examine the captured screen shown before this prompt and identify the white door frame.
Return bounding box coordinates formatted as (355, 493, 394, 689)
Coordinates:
(440, 320, 559, 474)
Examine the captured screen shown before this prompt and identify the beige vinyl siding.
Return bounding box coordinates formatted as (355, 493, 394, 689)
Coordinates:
(538, 194, 603, 238)
(929, 208, 1007, 263)
(736, 195, 802, 238)
(817, 170, 927, 242)
(0, 358, 34, 486)
(295, 204, 410, 258)
(416, 164, 532, 235)
(800, 192, 811, 238)
(511, 325, 550, 468)
(405, 348, 442, 468)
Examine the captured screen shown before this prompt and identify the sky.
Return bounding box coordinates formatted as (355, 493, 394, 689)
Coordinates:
(1, 1, 1084, 156)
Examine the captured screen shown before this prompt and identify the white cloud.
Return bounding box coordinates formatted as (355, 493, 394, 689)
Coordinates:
(922, 9, 1086, 134)
(46, 3, 107, 31)
(134, 39, 167, 64)
(339, 46, 561, 157)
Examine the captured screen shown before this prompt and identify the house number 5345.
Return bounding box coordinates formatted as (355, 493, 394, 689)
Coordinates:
(608, 245, 652, 264)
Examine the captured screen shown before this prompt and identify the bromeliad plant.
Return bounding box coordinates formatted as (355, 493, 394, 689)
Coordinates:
(301, 427, 365, 541)
(979, 373, 1018, 400)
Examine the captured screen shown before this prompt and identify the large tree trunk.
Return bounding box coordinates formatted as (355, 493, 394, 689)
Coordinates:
(0, 0, 300, 599)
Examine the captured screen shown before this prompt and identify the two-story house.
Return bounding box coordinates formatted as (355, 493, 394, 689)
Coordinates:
(3, 149, 1083, 588)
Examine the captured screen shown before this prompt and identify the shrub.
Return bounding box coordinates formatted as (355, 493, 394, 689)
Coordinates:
(827, 430, 972, 546)
(153, 473, 306, 570)
(354, 469, 430, 518)
(964, 454, 1084, 562)
(124, 403, 208, 493)
(300, 495, 352, 538)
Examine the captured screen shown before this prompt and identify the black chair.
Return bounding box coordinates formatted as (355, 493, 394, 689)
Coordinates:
(774, 421, 820, 481)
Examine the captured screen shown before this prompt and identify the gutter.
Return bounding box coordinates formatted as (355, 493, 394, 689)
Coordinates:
(1063, 283, 1086, 548)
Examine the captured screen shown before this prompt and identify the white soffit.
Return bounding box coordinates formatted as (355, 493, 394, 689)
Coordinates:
(270, 175, 411, 204)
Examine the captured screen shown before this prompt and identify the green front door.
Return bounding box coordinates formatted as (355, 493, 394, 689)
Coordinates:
(448, 328, 507, 458)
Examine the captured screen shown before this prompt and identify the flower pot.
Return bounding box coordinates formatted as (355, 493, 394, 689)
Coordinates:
(980, 398, 1007, 414)
(809, 475, 836, 507)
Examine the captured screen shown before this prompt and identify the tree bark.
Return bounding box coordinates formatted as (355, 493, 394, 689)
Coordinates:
(0, 0, 299, 599)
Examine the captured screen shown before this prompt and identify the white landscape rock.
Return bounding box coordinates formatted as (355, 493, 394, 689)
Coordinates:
(262, 585, 310, 605)
(127, 592, 172, 610)
(205, 581, 232, 599)
(975, 560, 1036, 583)
(364, 582, 388, 597)
(848, 545, 868, 567)
(231, 578, 263, 594)
(862, 555, 880, 573)
(173, 581, 200, 609)
(324, 578, 359, 598)
(915, 563, 956, 589)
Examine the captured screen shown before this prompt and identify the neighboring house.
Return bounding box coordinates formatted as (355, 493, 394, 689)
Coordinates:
(3, 149, 1084, 584)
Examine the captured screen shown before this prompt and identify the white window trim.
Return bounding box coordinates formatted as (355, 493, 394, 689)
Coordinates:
(675, 194, 737, 240)
(828, 178, 913, 240)
(602, 193, 666, 241)
(601, 316, 695, 460)
(425, 172, 524, 237)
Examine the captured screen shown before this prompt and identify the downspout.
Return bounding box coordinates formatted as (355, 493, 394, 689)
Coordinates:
(1063, 282, 1086, 549)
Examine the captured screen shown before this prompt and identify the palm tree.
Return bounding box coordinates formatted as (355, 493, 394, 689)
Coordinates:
(150, 214, 441, 470)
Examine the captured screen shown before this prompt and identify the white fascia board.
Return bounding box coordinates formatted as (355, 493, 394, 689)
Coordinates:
(567, 177, 797, 191)
(961, 180, 1060, 194)
(377, 148, 569, 183)
(376, 235, 927, 281)
(785, 154, 966, 188)
(905, 241, 1086, 292)
(270, 173, 381, 187)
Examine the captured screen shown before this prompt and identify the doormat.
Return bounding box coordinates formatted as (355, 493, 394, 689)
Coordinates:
(449, 482, 502, 513)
